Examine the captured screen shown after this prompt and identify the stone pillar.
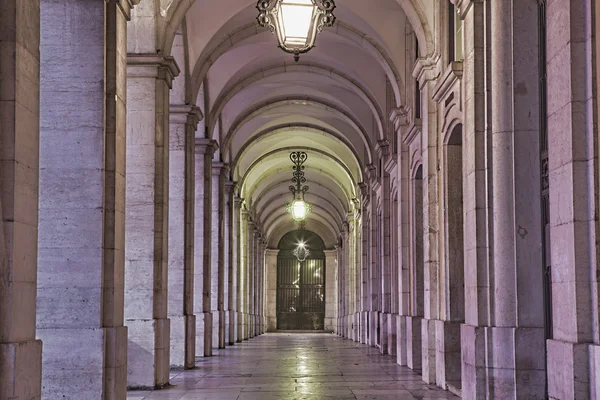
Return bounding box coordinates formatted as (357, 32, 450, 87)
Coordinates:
(489, 0, 546, 397)
(380, 144, 392, 355)
(226, 182, 237, 345)
(168, 105, 201, 369)
(194, 139, 217, 357)
(37, 1, 133, 397)
(1, 1, 42, 398)
(266, 249, 279, 331)
(210, 162, 227, 349)
(246, 217, 254, 339)
(368, 184, 380, 347)
(324, 250, 338, 332)
(344, 222, 352, 339)
(546, 1, 599, 398)
(360, 190, 370, 344)
(257, 240, 265, 335)
(455, 0, 491, 396)
(234, 198, 244, 341)
(125, 54, 179, 389)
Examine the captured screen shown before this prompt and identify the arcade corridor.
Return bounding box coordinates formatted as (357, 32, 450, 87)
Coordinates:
(1, 0, 599, 399)
(127, 334, 458, 400)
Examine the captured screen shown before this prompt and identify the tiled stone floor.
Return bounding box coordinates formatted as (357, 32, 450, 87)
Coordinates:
(128, 333, 459, 400)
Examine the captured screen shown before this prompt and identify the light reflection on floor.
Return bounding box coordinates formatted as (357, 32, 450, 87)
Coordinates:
(128, 333, 459, 400)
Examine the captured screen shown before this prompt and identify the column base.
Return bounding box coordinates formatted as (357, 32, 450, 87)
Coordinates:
(548, 339, 591, 399)
(421, 318, 436, 384)
(380, 313, 389, 354)
(228, 310, 237, 345)
(396, 315, 407, 366)
(406, 316, 422, 370)
(126, 318, 170, 389)
(199, 312, 213, 357)
(254, 314, 260, 336)
(488, 326, 545, 399)
(461, 324, 487, 399)
(237, 312, 244, 342)
(218, 310, 226, 349)
(361, 312, 369, 344)
(434, 319, 461, 391)
(169, 314, 196, 369)
(387, 313, 398, 356)
(353, 312, 361, 342)
(368, 311, 379, 347)
(0, 339, 42, 400)
(346, 315, 352, 339)
(224, 310, 230, 347)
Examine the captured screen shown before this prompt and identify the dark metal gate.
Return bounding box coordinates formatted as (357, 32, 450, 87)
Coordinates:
(276, 230, 326, 330)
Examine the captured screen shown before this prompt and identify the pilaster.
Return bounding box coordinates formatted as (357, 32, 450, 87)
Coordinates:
(37, 0, 134, 396)
(168, 105, 202, 369)
(1, 1, 42, 399)
(194, 138, 218, 357)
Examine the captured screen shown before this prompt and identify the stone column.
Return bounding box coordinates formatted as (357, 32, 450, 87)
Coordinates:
(336, 244, 343, 336)
(246, 217, 254, 339)
(489, 0, 546, 397)
(265, 249, 279, 331)
(168, 105, 202, 368)
(344, 222, 352, 339)
(546, 0, 599, 398)
(324, 250, 338, 332)
(360, 189, 370, 344)
(455, 0, 491, 396)
(380, 146, 392, 355)
(226, 182, 237, 345)
(1, 1, 42, 398)
(235, 198, 244, 341)
(210, 162, 227, 349)
(37, 1, 132, 397)
(194, 139, 217, 357)
(258, 240, 265, 335)
(125, 54, 179, 389)
(368, 185, 380, 347)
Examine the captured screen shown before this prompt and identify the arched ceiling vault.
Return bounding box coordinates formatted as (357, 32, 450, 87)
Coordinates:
(224, 97, 374, 157)
(156, 0, 436, 247)
(232, 124, 367, 171)
(208, 62, 385, 145)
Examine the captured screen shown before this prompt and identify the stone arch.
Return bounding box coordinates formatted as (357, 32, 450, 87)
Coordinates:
(208, 62, 386, 143)
(188, 20, 406, 107)
(223, 97, 374, 154)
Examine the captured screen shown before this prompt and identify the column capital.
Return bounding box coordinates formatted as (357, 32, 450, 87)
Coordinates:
(127, 54, 180, 88)
(114, 0, 138, 20)
(412, 54, 441, 89)
(389, 106, 410, 133)
(170, 104, 204, 126)
(376, 139, 390, 158)
(455, 0, 483, 18)
(212, 162, 229, 176)
(195, 138, 218, 156)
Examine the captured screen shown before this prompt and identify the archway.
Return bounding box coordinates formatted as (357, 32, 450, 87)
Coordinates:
(276, 230, 326, 330)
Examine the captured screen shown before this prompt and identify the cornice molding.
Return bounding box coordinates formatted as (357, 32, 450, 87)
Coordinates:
(402, 119, 423, 146)
(412, 54, 441, 89)
(127, 54, 180, 88)
(456, 0, 483, 18)
(389, 106, 410, 133)
(432, 62, 463, 103)
(195, 138, 219, 155)
(170, 104, 204, 126)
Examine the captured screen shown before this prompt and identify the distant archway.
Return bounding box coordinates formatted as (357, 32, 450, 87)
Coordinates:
(276, 230, 326, 330)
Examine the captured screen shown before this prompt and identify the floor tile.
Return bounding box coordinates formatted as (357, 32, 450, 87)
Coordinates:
(127, 334, 459, 400)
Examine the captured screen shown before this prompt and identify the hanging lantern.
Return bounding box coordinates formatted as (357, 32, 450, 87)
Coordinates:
(257, 0, 336, 61)
(285, 151, 312, 222)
